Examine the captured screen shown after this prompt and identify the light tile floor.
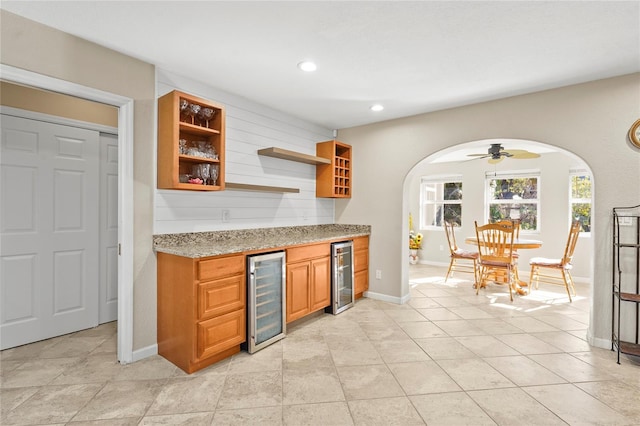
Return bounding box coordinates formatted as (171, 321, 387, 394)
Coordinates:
(2, 264, 640, 425)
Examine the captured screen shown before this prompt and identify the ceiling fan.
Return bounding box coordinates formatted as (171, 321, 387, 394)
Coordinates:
(467, 143, 541, 164)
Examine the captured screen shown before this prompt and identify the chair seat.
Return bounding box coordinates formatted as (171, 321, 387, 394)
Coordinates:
(530, 257, 572, 269)
(453, 249, 478, 259)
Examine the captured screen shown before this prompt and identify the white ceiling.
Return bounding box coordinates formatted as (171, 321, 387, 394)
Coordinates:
(2, 1, 639, 133)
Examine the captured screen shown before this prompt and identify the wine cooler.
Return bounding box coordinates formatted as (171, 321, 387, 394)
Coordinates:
(245, 251, 286, 353)
(328, 241, 355, 314)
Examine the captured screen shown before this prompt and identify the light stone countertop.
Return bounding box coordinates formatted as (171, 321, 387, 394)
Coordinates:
(153, 224, 371, 258)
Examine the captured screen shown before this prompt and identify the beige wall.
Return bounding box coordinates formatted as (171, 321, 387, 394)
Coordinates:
(337, 73, 640, 346)
(1, 10, 157, 352)
(0, 81, 118, 127)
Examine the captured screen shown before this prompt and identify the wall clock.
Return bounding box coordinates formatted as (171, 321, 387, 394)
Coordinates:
(629, 118, 640, 148)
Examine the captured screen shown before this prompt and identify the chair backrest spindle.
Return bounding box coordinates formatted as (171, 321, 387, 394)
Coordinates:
(562, 220, 582, 266)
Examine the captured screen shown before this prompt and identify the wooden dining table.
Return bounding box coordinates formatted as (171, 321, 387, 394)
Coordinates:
(464, 237, 542, 250)
(464, 236, 543, 294)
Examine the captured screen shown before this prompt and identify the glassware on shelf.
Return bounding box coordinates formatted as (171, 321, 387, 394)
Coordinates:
(188, 103, 201, 125)
(209, 145, 218, 160)
(210, 164, 219, 186)
(189, 164, 205, 185)
(186, 145, 199, 157)
(199, 108, 216, 128)
(179, 139, 188, 155)
(200, 163, 211, 185)
(179, 99, 189, 122)
(197, 141, 208, 157)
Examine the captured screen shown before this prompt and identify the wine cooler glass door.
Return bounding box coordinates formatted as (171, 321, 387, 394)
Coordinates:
(332, 241, 354, 314)
(248, 251, 286, 353)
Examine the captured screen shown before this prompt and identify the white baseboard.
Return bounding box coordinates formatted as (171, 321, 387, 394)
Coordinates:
(364, 291, 411, 305)
(587, 334, 611, 350)
(131, 343, 158, 363)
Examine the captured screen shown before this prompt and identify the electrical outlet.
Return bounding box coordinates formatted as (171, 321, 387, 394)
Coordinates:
(222, 209, 230, 222)
(375, 270, 382, 279)
(439, 245, 444, 251)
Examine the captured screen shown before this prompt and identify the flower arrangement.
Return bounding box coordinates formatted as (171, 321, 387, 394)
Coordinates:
(409, 230, 423, 250)
(408, 213, 423, 250)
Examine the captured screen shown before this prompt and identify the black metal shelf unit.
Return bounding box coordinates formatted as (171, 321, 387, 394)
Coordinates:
(612, 204, 640, 364)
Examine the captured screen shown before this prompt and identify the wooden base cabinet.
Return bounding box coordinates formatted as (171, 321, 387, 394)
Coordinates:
(286, 243, 331, 323)
(157, 252, 245, 373)
(353, 236, 369, 299)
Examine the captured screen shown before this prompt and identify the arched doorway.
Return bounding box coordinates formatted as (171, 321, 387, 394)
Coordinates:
(401, 139, 595, 327)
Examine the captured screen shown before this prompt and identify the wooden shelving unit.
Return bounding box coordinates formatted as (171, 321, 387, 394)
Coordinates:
(257, 147, 331, 165)
(316, 140, 352, 198)
(225, 182, 299, 193)
(157, 90, 225, 191)
(612, 204, 640, 364)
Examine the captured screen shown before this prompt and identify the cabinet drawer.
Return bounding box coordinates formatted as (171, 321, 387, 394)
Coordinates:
(353, 236, 369, 251)
(197, 309, 245, 361)
(287, 243, 330, 263)
(354, 249, 369, 272)
(198, 255, 244, 281)
(198, 275, 245, 320)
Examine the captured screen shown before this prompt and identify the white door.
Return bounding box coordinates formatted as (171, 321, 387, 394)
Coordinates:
(99, 133, 118, 323)
(1, 114, 100, 349)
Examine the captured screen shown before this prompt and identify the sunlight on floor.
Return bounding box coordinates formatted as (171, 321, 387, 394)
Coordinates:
(409, 264, 590, 313)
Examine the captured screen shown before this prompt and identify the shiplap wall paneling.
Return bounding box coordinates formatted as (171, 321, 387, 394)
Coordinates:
(155, 69, 335, 234)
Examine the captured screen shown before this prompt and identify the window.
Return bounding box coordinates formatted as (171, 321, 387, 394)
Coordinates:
(487, 173, 539, 231)
(570, 172, 591, 232)
(420, 177, 463, 228)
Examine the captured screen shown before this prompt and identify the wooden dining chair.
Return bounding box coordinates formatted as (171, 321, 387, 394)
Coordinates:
(443, 221, 479, 287)
(474, 220, 517, 301)
(493, 219, 522, 284)
(528, 220, 581, 302)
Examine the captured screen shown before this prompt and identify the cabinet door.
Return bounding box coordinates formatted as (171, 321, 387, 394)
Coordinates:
(286, 261, 311, 323)
(310, 256, 331, 312)
(355, 269, 368, 296)
(196, 309, 245, 361)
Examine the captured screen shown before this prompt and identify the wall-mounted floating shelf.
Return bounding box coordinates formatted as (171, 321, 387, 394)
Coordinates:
(225, 182, 300, 193)
(257, 147, 331, 165)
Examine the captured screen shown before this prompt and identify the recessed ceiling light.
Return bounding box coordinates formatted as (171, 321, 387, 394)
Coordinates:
(370, 104, 384, 112)
(297, 61, 317, 72)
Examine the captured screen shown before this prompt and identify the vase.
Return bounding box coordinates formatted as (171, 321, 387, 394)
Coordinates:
(409, 249, 418, 264)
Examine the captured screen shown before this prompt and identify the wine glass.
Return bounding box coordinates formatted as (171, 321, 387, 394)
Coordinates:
(199, 108, 216, 128)
(200, 163, 211, 185)
(210, 164, 219, 186)
(178, 139, 187, 155)
(188, 103, 201, 125)
(179, 99, 189, 122)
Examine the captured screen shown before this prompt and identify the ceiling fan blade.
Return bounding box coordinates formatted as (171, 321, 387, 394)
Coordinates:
(488, 157, 503, 164)
(509, 151, 540, 159)
(467, 153, 490, 157)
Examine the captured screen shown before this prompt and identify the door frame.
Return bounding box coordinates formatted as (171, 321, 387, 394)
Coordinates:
(1, 64, 135, 363)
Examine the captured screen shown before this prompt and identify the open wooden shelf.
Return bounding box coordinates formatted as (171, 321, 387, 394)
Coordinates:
(257, 147, 331, 165)
(157, 90, 225, 191)
(316, 140, 352, 198)
(225, 182, 300, 193)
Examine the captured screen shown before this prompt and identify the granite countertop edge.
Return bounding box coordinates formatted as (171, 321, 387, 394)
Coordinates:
(153, 224, 371, 258)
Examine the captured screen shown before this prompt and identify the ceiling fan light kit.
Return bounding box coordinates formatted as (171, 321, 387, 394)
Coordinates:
(467, 143, 541, 163)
